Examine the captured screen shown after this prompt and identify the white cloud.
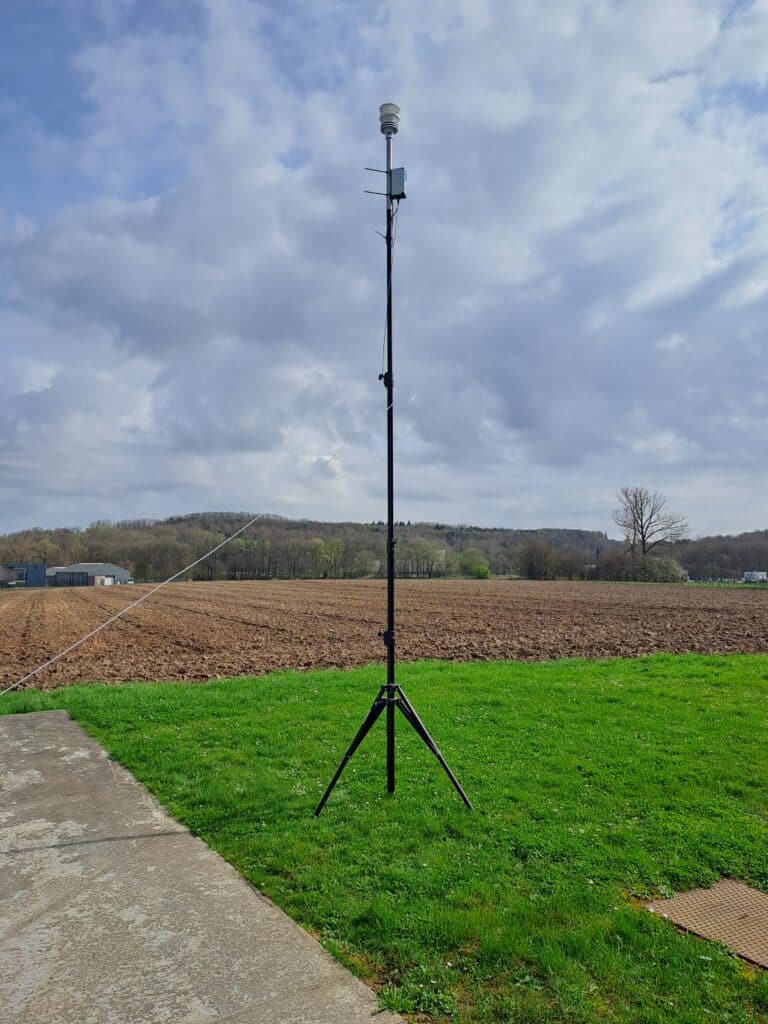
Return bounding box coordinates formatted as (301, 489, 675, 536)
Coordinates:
(2, 0, 768, 535)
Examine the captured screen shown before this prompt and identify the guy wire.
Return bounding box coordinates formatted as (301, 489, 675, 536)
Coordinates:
(1, 208, 391, 699)
(0, 512, 268, 697)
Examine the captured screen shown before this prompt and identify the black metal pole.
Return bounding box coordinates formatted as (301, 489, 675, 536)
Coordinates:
(313, 102, 473, 816)
(385, 131, 396, 794)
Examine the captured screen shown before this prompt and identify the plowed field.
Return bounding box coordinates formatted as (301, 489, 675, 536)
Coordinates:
(2, 579, 768, 691)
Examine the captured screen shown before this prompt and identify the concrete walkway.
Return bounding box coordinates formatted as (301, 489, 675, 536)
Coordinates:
(0, 711, 401, 1024)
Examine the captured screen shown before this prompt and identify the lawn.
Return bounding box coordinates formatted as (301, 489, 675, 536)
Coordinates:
(3, 654, 768, 1023)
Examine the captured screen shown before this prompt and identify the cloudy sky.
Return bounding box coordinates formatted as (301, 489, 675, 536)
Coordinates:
(1, 0, 767, 538)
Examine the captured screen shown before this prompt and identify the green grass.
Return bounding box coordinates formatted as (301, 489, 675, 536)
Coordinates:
(4, 654, 768, 1023)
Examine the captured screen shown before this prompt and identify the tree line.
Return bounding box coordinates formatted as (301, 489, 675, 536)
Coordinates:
(0, 513, 612, 582)
(1, 503, 764, 583)
(518, 487, 767, 582)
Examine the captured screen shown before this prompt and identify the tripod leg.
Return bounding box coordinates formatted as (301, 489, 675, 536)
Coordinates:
(387, 691, 395, 793)
(396, 689, 474, 810)
(314, 691, 387, 816)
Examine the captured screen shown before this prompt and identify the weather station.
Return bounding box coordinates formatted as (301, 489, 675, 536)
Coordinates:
(314, 104, 473, 815)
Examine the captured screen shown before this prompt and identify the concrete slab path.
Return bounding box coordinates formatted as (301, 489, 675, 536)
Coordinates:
(0, 711, 402, 1024)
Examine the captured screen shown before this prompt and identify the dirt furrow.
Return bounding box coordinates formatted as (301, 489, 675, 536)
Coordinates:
(2, 579, 767, 691)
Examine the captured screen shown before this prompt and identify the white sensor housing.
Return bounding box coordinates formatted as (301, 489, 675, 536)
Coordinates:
(379, 103, 400, 135)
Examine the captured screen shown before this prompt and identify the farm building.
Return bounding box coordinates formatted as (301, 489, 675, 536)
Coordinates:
(0, 563, 46, 588)
(47, 562, 134, 587)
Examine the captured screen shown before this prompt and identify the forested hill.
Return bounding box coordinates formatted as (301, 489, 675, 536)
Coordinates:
(0, 512, 614, 581)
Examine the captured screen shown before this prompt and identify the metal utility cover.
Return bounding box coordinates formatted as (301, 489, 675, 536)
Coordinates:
(646, 879, 768, 968)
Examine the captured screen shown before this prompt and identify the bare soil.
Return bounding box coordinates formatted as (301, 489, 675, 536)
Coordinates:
(3, 579, 768, 691)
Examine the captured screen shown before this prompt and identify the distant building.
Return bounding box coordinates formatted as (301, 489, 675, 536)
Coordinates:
(743, 571, 768, 583)
(47, 562, 134, 587)
(0, 563, 46, 588)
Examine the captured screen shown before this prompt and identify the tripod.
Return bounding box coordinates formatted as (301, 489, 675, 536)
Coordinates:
(314, 104, 473, 816)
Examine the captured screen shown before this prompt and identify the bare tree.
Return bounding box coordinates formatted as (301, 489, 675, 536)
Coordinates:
(613, 486, 687, 565)
(516, 539, 557, 580)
